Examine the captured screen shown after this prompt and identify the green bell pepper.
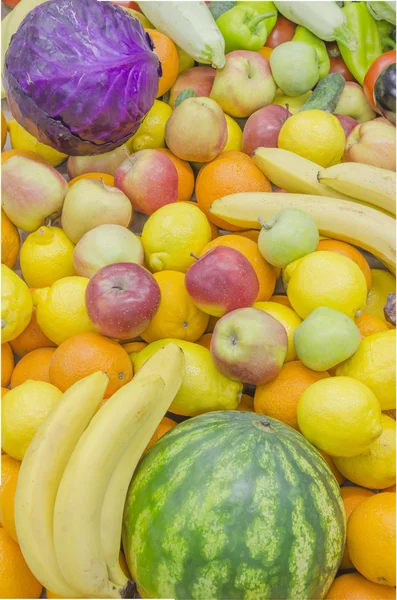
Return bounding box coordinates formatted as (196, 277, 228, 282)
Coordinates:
(216, 5, 276, 53)
(236, 1, 278, 36)
(293, 25, 330, 79)
(377, 20, 396, 52)
(337, 2, 383, 85)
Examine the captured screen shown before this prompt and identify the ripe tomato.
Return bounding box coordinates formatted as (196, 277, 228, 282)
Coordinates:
(111, 1, 141, 11)
(329, 56, 356, 82)
(364, 50, 396, 112)
(266, 16, 296, 49)
(1, 0, 21, 8)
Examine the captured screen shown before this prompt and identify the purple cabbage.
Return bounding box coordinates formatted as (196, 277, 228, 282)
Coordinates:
(3, 0, 161, 155)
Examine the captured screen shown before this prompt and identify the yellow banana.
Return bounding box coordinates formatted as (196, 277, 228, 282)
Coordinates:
(252, 148, 353, 200)
(53, 374, 166, 598)
(100, 344, 185, 587)
(318, 162, 396, 216)
(14, 372, 109, 598)
(210, 193, 396, 274)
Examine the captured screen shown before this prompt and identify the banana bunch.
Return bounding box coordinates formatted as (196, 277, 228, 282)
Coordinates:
(15, 344, 185, 599)
(209, 193, 396, 274)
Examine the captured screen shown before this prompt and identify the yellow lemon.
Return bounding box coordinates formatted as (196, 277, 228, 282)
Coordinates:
(7, 119, 67, 167)
(333, 414, 396, 490)
(336, 329, 396, 410)
(278, 109, 345, 167)
(33, 276, 95, 345)
(126, 100, 172, 153)
(253, 301, 302, 361)
(223, 115, 243, 152)
(135, 339, 242, 416)
(281, 256, 304, 291)
(272, 90, 312, 114)
(1, 265, 33, 343)
(20, 226, 75, 289)
(1, 380, 62, 460)
(287, 251, 367, 319)
(365, 269, 396, 322)
(297, 376, 383, 457)
(141, 271, 209, 343)
(141, 202, 212, 273)
(177, 46, 195, 73)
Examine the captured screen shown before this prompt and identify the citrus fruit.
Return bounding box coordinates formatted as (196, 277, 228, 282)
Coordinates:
(195, 150, 272, 230)
(2, 380, 62, 460)
(10, 294, 56, 357)
(196, 332, 212, 350)
(20, 226, 76, 288)
(0, 454, 20, 541)
(347, 492, 396, 586)
(236, 393, 255, 412)
(278, 109, 345, 167)
(383, 484, 396, 493)
(141, 202, 212, 273)
(141, 271, 209, 343)
(199, 234, 276, 302)
(336, 329, 396, 410)
(234, 230, 260, 242)
(68, 173, 115, 187)
(1, 265, 33, 343)
(287, 251, 368, 319)
(317, 239, 372, 290)
(146, 29, 179, 97)
(49, 333, 133, 398)
(177, 46, 195, 73)
(1, 209, 20, 269)
(254, 360, 329, 430)
(333, 414, 396, 490)
(7, 119, 67, 167)
(33, 276, 96, 345)
(145, 416, 177, 452)
(339, 486, 375, 570)
(1, 112, 7, 150)
(270, 295, 292, 308)
(223, 115, 243, 152)
(365, 269, 396, 322)
(1, 343, 14, 387)
(1, 388, 9, 398)
(0, 527, 43, 598)
(319, 451, 344, 485)
(123, 341, 147, 370)
(1, 149, 46, 165)
(297, 376, 383, 457)
(158, 148, 195, 202)
(258, 46, 273, 60)
(127, 100, 173, 152)
(254, 301, 302, 361)
(355, 312, 389, 338)
(326, 573, 396, 599)
(10, 347, 56, 388)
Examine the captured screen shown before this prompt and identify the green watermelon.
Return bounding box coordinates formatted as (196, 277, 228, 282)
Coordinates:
(123, 411, 345, 600)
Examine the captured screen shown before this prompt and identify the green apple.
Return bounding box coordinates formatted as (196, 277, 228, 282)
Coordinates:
(270, 42, 319, 97)
(293, 307, 361, 371)
(258, 208, 319, 268)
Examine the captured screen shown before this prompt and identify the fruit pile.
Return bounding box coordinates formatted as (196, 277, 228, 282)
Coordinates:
(0, 0, 396, 599)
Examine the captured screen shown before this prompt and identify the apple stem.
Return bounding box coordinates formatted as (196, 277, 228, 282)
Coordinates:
(258, 216, 271, 229)
(190, 253, 200, 261)
(123, 147, 134, 165)
(44, 211, 61, 227)
(355, 309, 363, 319)
(99, 176, 105, 189)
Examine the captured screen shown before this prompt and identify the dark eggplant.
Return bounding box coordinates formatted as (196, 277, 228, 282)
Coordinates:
(374, 63, 396, 125)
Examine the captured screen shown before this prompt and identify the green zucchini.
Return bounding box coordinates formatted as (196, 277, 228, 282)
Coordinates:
(300, 73, 345, 113)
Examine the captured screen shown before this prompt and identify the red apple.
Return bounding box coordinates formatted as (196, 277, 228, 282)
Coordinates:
(168, 66, 216, 108)
(85, 263, 161, 340)
(334, 114, 358, 138)
(210, 307, 288, 384)
(185, 247, 259, 317)
(242, 105, 291, 155)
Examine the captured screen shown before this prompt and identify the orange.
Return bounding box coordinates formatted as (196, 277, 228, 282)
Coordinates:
(258, 47, 273, 61)
(234, 230, 260, 242)
(158, 148, 195, 202)
(0, 527, 43, 598)
(326, 573, 396, 599)
(270, 295, 292, 308)
(347, 492, 396, 586)
(340, 486, 375, 570)
(319, 451, 344, 485)
(382, 484, 396, 492)
(196, 333, 212, 350)
(68, 172, 115, 187)
(0, 454, 20, 542)
(146, 29, 179, 98)
(195, 150, 272, 230)
(209, 221, 219, 240)
(0, 149, 46, 165)
(10, 347, 56, 388)
(10, 297, 57, 357)
(237, 393, 255, 412)
(254, 360, 330, 430)
(122, 341, 147, 354)
(145, 416, 177, 452)
(317, 240, 372, 290)
(1, 343, 14, 387)
(1, 388, 9, 398)
(1, 112, 7, 150)
(49, 332, 133, 398)
(355, 312, 389, 339)
(1, 209, 20, 269)
(199, 234, 276, 302)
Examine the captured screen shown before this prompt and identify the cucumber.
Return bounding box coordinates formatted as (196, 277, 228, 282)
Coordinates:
(300, 73, 345, 113)
(174, 89, 196, 108)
